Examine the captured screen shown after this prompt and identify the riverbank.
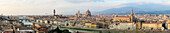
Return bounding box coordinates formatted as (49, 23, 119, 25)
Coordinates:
(60, 27, 170, 33)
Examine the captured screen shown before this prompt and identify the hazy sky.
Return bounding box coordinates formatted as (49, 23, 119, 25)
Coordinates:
(0, 0, 170, 15)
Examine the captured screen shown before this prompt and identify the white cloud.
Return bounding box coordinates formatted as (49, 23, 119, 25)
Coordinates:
(1, 0, 170, 15)
(0, 0, 128, 15)
(65, 0, 104, 3)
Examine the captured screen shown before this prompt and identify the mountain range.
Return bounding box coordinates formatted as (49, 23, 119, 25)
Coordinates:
(95, 3, 170, 15)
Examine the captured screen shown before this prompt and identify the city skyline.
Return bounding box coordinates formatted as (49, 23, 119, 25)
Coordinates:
(1, 0, 170, 15)
(1, 0, 170, 33)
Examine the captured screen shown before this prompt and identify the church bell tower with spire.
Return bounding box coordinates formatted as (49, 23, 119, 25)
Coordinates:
(77, 10, 80, 17)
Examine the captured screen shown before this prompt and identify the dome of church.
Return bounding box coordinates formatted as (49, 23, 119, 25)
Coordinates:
(86, 10, 91, 14)
(85, 9, 91, 17)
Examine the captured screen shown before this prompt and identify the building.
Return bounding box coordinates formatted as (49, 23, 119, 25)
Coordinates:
(130, 9, 134, 22)
(114, 16, 131, 22)
(166, 20, 170, 30)
(74, 9, 92, 17)
(84, 9, 91, 17)
(52, 9, 68, 18)
(75, 10, 82, 18)
(109, 22, 136, 30)
(53, 9, 56, 16)
(136, 22, 141, 29)
(53, 9, 59, 18)
(91, 23, 98, 28)
(44, 20, 53, 24)
(85, 22, 103, 28)
(141, 23, 164, 30)
(85, 22, 92, 28)
(167, 23, 170, 30)
(114, 9, 135, 22)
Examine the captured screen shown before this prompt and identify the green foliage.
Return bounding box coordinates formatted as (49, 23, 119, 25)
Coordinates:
(48, 27, 62, 33)
(0, 26, 1, 30)
(48, 27, 71, 33)
(136, 31, 139, 33)
(114, 31, 118, 33)
(140, 20, 145, 22)
(114, 21, 119, 22)
(99, 31, 102, 33)
(124, 31, 126, 33)
(108, 31, 111, 33)
(62, 29, 71, 33)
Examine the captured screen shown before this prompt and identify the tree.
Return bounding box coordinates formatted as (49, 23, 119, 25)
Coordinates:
(0, 25, 1, 30)
(48, 27, 62, 33)
(62, 29, 71, 33)
(99, 31, 102, 33)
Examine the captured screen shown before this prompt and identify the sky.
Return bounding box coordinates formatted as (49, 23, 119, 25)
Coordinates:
(0, 0, 170, 15)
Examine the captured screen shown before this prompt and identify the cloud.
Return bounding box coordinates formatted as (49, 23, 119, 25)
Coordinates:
(1, 0, 170, 15)
(65, 0, 104, 3)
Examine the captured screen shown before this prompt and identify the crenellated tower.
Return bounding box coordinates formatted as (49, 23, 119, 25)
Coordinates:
(53, 9, 56, 16)
(131, 9, 134, 22)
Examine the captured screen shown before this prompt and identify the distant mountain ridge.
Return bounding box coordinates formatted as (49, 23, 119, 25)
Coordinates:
(95, 3, 170, 15)
(96, 7, 170, 15)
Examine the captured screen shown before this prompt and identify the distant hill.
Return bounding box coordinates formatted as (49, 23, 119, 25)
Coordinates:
(95, 3, 170, 15)
(96, 7, 170, 15)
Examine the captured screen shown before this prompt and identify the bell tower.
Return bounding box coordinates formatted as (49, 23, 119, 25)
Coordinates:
(53, 9, 56, 16)
(78, 10, 80, 17)
(131, 9, 134, 22)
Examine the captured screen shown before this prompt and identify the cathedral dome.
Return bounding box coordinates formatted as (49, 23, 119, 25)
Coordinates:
(86, 10, 91, 14)
(85, 9, 91, 17)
